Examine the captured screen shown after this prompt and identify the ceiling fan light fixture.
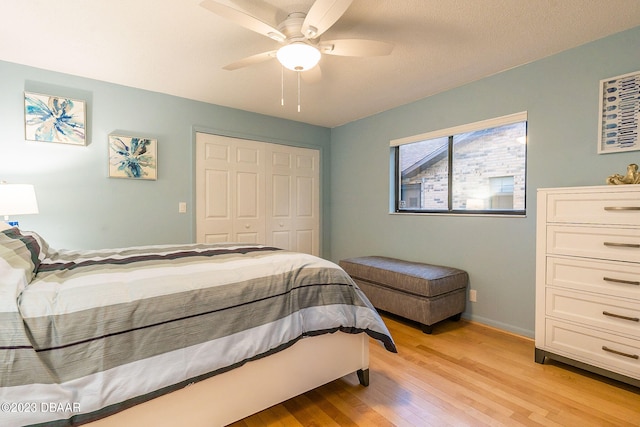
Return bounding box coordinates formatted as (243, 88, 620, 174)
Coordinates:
(276, 42, 321, 71)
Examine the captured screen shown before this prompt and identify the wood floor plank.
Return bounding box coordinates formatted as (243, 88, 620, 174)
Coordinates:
(312, 380, 394, 426)
(230, 315, 640, 426)
(322, 370, 447, 426)
(254, 403, 303, 426)
(282, 393, 341, 427)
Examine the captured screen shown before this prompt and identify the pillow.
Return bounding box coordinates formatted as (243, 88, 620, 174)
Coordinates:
(0, 228, 49, 282)
(0, 221, 12, 231)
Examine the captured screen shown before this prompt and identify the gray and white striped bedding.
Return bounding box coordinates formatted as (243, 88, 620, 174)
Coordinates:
(0, 228, 396, 426)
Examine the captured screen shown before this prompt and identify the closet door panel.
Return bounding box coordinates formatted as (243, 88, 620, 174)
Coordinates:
(293, 151, 319, 255)
(269, 173, 293, 251)
(205, 170, 229, 219)
(197, 134, 234, 243)
(232, 141, 264, 244)
(267, 149, 295, 251)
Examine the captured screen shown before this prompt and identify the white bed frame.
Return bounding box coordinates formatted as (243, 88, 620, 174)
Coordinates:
(88, 332, 370, 427)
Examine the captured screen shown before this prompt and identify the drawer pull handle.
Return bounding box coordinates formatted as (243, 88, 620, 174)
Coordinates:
(603, 277, 640, 286)
(601, 346, 639, 360)
(602, 311, 640, 322)
(604, 206, 640, 211)
(603, 242, 640, 248)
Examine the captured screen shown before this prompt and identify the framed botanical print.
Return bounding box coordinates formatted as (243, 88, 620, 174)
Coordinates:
(108, 134, 157, 180)
(24, 92, 86, 145)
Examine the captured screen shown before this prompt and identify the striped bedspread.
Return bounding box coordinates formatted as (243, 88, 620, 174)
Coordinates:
(0, 228, 396, 426)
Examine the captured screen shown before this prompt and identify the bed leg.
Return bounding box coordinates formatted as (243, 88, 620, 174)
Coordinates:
(356, 368, 370, 387)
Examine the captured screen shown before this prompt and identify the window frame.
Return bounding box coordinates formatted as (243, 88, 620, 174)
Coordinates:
(391, 112, 527, 216)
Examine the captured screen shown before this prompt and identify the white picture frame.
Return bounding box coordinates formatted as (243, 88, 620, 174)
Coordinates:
(597, 70, 640, 154)
(108, 134, 157, 180)
(24, 92, 86, 145)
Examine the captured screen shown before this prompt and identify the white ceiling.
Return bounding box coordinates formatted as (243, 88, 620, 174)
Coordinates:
(2, 1, 640, 128)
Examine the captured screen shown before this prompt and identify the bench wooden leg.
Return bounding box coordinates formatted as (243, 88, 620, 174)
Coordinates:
(422, 313, 461, 334)
(420, 324, 433, 334)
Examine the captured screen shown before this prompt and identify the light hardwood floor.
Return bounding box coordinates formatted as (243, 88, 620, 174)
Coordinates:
(231, 314, 640, 426)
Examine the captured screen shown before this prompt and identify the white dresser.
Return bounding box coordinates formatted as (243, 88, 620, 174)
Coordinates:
(535, 185, 640, 387)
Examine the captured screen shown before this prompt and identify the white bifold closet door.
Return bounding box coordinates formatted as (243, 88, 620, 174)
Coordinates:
(195, 132, 320, 256)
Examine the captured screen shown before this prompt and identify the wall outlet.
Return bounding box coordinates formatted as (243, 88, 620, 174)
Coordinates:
(178, 202, 187, 213)
(469, 289, 477, 302)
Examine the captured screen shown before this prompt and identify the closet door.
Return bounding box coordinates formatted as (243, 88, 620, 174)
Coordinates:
(196, 132, 319, 255)
(266, 145, 320, 255)
(196, 133, 265, 244)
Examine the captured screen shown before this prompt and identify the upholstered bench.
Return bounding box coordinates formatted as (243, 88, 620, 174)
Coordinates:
(339, 256, 469, 334)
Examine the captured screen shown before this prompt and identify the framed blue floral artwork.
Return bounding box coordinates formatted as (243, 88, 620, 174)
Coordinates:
(108, 134, 157, 180)
(24, 92, 86, 145)
(597, 70, 640, 154)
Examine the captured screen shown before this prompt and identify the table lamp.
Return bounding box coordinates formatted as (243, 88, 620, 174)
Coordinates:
(0, 182, 39, 227)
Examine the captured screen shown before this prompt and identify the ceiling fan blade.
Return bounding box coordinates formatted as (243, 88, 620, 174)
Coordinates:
(320, 39, 393, 56)
(301, 0, 353, 39)
(223, 50, 277, 71)
(200, 0, 286, 41)
(301, 65, 322, 83)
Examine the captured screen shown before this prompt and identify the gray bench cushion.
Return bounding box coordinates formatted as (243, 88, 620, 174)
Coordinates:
(340, 256, 469, 333)
(339, 256, 468, 297)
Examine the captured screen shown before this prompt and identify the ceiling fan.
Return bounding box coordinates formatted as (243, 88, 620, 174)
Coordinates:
(199, 0, 394, 81)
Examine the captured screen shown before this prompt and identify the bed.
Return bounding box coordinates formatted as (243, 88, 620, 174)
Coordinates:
(0, 227, 396, 426)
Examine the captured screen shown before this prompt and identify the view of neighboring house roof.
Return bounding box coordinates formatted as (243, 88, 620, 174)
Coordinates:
(399, 125, 521, 178)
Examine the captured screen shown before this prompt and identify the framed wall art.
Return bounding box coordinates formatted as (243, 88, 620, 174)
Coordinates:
(597, 70, 640, 154)
(24, 92, 86, 145)
(108, 134, 157, 180)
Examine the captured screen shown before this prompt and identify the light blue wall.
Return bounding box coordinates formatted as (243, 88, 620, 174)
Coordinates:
(2, 26, 639, 337)
(329, 26, 640, 337)
(0, 61, 331, 252)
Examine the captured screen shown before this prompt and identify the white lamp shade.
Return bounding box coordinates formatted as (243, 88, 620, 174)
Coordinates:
(276, 43, 321, 71)
(0, 184, 39, 216)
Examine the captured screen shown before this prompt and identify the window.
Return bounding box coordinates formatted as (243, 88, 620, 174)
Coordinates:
(392, 112, 527, 215)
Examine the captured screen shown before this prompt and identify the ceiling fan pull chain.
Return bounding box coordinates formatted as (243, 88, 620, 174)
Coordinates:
(281, 66, 285, 106)
(297, 71, 301, 113)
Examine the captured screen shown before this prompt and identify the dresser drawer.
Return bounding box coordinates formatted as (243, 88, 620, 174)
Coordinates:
(547, 225, 640, 263)
(547, 191, 640, 226)
(546, 288, 640, 338)
(546, 257, 640, 301)
(545, 319, 640, 378)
